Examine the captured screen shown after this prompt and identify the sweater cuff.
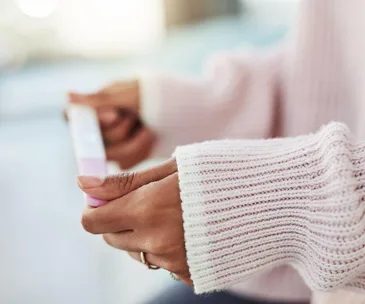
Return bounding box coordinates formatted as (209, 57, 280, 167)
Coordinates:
(175, 122, 365, 294)
(175, 137, 310, 293)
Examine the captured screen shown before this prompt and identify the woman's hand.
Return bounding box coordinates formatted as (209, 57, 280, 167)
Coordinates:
(68, 80, 155, 169)
(77, 159, 192, 286)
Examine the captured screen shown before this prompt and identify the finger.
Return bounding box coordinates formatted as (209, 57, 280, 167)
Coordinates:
(81, 197, 136, 234)
(97, 107, 120, 129)
(68, 81, 138, 111)
(105, 127, 153, 160)
(103, 232, 147, 252)
(128, 252, 193, 285)
(128, 251, 163, 269)
(77, 158, 177, 201)
(103, 115, 136, 145)
(106, 128, 155, 168)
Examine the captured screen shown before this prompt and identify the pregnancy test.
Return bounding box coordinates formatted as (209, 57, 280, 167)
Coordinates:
(68, 104, 107, 207)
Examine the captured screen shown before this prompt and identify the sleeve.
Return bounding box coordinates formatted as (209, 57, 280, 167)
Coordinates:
(139, 47, 284, 157)
(175, 122, 365, 294)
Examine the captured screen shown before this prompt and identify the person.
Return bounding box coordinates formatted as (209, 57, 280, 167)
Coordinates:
(69, 0, 365, 303)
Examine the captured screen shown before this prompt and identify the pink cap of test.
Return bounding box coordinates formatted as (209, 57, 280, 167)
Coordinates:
(79, 158, 108, 207)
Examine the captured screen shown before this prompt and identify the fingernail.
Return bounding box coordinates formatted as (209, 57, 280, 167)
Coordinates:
(77, 176, 105, 189)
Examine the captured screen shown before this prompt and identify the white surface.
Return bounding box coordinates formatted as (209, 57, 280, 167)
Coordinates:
(0, 115, 172, 304)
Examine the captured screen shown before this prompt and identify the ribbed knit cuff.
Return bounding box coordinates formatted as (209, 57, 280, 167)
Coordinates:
(175, 122, 365, 294)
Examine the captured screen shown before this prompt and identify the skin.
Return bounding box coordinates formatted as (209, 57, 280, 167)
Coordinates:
(69, 81, 155, 169)
(69, 83, 192, 285)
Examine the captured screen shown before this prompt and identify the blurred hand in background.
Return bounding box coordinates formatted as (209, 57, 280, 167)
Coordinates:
(69, 81, 155, 169)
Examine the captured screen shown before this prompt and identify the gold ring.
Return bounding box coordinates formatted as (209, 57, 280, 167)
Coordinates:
(170, 272, 181, 281)
(140, 252, 160, 270)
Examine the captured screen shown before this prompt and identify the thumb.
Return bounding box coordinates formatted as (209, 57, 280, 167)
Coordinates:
(77, 158, 177, 201)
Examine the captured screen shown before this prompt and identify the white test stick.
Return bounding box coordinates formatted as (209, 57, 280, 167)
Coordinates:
(68, 104, 107, 207)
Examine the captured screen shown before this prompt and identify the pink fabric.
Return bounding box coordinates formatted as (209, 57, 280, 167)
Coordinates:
(139, 0, 365, 301)
(79, 158, 107, 207)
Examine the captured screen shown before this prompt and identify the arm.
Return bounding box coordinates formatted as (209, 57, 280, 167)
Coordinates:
(175, 122, 365, 293)
(140, 47, 284, 157)
(69, 48, 285, 166)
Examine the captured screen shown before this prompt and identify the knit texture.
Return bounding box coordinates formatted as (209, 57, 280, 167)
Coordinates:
(139, 0, 365, 300)
(176, 122, 365, 293)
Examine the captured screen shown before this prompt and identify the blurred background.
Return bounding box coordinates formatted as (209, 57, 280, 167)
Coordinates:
(0, 1, 298, 303)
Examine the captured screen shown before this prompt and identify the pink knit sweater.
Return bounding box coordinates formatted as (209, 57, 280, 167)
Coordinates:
(140, 0, 365, 302)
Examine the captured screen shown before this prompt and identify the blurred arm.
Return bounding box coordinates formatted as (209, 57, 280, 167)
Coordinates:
(140, 47, 284, 157)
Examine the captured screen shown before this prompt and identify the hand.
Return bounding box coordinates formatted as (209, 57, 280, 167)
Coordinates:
(68, 80, 155, 169)
(77, 159, 192, 286)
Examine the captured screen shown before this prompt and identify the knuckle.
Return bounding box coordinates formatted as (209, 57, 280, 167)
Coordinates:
(81, 212, 96, 234)
(117, 172, 137, 193)
(103, 175, 118, 188)
(80, 213, 89, 230)
(103, 172, 136, 192)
